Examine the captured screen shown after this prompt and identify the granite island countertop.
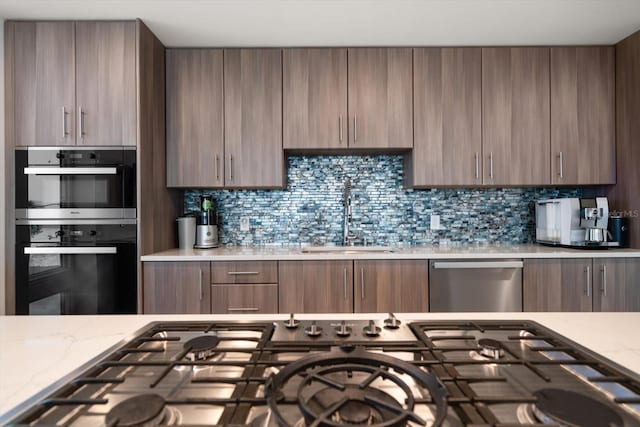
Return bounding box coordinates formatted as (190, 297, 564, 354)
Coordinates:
(140, 244, 640, 261)
(2, 312, 640, 420)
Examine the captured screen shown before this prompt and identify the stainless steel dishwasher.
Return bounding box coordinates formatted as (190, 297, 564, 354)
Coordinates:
(429, 259, 523, 312)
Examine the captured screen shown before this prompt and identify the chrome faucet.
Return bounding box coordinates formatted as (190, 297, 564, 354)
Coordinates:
(343, 177, 357, 245)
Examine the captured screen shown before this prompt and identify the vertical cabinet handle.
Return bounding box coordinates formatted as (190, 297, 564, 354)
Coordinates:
(78, 106, 84, 139)
(360, 267, 365, 300)
(354, 115, 358, 142)
(343, 267, 347, 300)
(585, 265, 591, 297)
(61, 107, 69, 138)
(559, 151, 564, 179)
(199, 268, 203, 300)
(215, 155, 220, 181)
(229, 155, 234, 182)
(601, 265, 607, 297)
(489, 152, 494, 179)
(339, 115, 343, 143)
(475, 152, 479, 180)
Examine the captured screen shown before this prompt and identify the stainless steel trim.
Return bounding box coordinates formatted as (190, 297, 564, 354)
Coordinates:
(16, 208, 137, 220)
(432, 261, 524, 269)
(17, 146, 136, 151)
(360, 266, 365, 299)
(24, 246, 117, 255)
(23, 167, 117, 175)
(559, 151, 564, 178)
(475, 152, 479, 180)
(199, 268, 203, 300)
(339, 115, 343, 143)
(601, 265, 607, 297)
(343, 267, 347, 300)
(227, 307, 259, 312)
(78, 106, 84, 138)
(489, 152, 494, 179)
(62, 106, 69, 138)
(16, 219, 137, 225)
(227, 271, 259, 276)
(215, 155, 220, 181)
(585, 265, 591, 297)
(354, 115, 358, 142)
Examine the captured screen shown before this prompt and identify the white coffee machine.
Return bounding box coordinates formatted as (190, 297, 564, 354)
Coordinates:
(535, 197, 618, 247)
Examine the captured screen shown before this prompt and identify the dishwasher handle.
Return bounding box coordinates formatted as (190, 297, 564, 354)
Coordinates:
(432, 261, 524, 269)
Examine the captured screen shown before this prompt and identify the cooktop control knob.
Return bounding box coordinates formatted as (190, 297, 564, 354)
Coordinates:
(284, 313, 300, 329)
(335, 321, 352, 337)
(305, 321, 323, 337)
(384, 313, 401, 329)
(363, 320, 381, 337)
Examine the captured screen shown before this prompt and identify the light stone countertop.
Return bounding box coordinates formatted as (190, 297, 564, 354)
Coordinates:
(2, 313, 640, 420)
(140, 244, 640, 261)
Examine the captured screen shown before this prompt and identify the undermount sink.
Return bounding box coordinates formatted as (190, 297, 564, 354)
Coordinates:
(301, 246, 396, 254)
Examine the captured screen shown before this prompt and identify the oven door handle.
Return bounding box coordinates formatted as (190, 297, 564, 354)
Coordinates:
(23, 167, 118, 175)
(24, 247, 118, 255)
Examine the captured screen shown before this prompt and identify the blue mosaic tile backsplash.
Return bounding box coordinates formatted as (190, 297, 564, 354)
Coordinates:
(184, 156, 582, 246)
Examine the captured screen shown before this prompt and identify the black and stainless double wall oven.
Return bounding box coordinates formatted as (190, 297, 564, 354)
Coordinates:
(15, 148, 137, 315)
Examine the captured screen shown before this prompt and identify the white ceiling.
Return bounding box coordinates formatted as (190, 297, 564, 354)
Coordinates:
(0, 0, 639, 47)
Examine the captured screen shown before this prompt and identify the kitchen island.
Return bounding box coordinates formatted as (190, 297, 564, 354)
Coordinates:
(1, 312, 640, 420)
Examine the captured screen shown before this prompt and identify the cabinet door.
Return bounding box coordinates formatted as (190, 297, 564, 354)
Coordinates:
(211, 284, 278, 314)
(76, 21, 136, 146)
(13, 21, 76, 146)
(593, 258, 640, 312)
(411, 48, 482, 186)
(224, 49, 284, 188)
(283, 48, 348, 149)
(482, 48, 550, 185)
(551, 47, 615, 185)
(143, 262, 210, 314)
(523, 259, 592, 312)
(279, 261, 353, 313)
(354, 260, 428, 313)
(348, 48, 413, 149)
(166, 49, 224, 187)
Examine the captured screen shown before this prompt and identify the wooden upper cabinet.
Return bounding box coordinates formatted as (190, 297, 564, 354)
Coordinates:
(143, 262, 211, 314)
(166, 49, 224, 187)
(523, 259, 593, 312)
(224, 49, 284, 188)
(75, 21, 136, 146)
(410, 48, 482, 187)
(347, 48, 413, 149)
(354, 260, 428, 313)
(593, 258, 640, 312)
(551, 47, 615, 185)
(279, 260, 353, 313)
(12, 21, 76, 146)
(283, 48, 348, 150)
(482, 47, 551, 185)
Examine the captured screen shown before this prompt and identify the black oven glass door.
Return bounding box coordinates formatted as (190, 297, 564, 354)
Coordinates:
(15, 224, 137, 315)
(15, 149, 136, 218)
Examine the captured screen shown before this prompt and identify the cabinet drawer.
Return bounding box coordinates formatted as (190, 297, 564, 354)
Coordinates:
(211, 284, 278, 314)
(211, 261, 278, 283)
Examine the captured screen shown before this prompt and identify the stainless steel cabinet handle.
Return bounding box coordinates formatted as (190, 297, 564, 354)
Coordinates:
(339, 115, 343, 143)
(601, 265, 607, 297)
(24, 246, 117, 255)
(227, 307, 259, 312)
(360, 267, 365, 300)
(227, 271, 259, 276)
(343, 267, 347, 300)
(475, 152, 479, 180)
(78, 106, 84, 138)
(24, 167, 117, 175)
(61, 106, 69, 138)
(354, 115, 358, 142)
(559, 152, 564, 178)
(199, 268, 203, 300)
(215, 155, 220, 181)
(489, 152, 494, 179)
(585, 265, 591, 297)
(229, 155, 234, 181)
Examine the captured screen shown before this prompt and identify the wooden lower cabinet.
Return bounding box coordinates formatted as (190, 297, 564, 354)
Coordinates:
(354, 260, 428, 313)
(211, 284, 278, 314)
(279, 260, 353, 313)
(524, 258, 640, 312)
(143, 262, 210, 314)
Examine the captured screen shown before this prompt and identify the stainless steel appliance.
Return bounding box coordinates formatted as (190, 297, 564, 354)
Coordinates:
(3, 316, 640, 426)
(176, 216, 196, 249)
(194, 195, 218, 249)
(15, 147, 136, 220)
(15, 221, 137, 315)
(535, 197, 619, 248)
(429, 260, 523, 312)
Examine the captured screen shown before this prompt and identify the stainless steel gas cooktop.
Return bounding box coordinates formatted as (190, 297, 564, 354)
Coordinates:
(3, 315, 640, 426)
